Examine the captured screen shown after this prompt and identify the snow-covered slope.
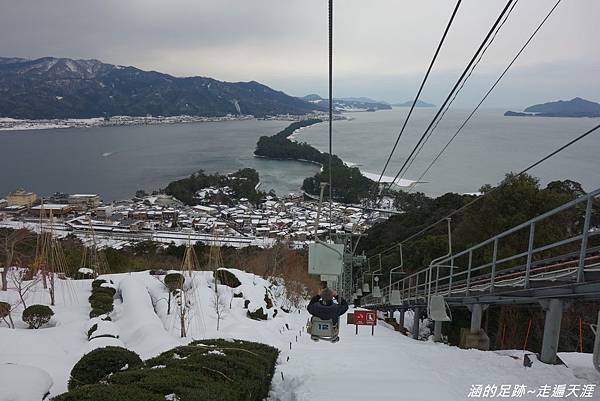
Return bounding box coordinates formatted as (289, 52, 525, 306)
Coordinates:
(272, 314, 599, 401)
(1, 269, 598, 401)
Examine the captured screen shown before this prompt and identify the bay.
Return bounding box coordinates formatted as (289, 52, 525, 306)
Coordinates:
(2, 108, 598, 203)
(297, 108, 600, 195)
(0, 120, 321, 201)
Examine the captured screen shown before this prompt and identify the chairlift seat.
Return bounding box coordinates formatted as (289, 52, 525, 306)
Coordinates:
(371, 286, 382, 298)
(308, 316, 340, 342)
(429, 295, 451, 322)
(362, 283, 370, 293)
(389, 289, 403, 305)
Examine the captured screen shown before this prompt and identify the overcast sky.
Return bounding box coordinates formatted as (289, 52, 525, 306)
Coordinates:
(1, 0, 598, 108)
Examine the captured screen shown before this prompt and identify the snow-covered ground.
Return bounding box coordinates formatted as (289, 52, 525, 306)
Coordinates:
(273, 317, 599, 401)
(1, 269, 598, 400)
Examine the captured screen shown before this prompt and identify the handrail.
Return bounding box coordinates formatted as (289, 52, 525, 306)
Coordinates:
(375, 188, 600, 306)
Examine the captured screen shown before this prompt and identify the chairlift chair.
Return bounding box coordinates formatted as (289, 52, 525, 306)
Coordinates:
(428, 295, 452, 322)
(389, 289, 403, 305)
(356, 288, 363, 297)
(362, 282, 370, 293)
(371, 276, 382, 297)
(307, 316, 340, 343)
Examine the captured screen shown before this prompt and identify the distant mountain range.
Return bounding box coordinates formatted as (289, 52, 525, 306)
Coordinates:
(504, 97, 600, 118)
(392, 100, 436, 108)
(0, 56, 324, 119)
(302, 94, 391, 112)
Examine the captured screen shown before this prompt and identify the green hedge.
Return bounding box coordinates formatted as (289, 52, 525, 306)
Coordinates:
(68, 346, 143, 390)
(56, 339, 279, 401)
(88, 280, 115, 318)
(53, 384, 162, 401)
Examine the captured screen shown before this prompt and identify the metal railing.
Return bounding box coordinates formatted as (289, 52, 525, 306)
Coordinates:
(362, 187, 600, 306)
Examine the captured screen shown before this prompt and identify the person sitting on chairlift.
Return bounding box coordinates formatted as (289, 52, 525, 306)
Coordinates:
(307, 287, 349, 324)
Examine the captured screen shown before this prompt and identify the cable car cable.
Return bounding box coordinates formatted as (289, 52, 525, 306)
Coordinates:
(405, 0, 563, 194)
(384, 0, 515, 192)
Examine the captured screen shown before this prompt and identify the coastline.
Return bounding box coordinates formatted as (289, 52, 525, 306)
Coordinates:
(253, 154, 324, 172)
(0, 113, 330, 132)
(0, 115, 255, 132)
(285, 121, 416, 188)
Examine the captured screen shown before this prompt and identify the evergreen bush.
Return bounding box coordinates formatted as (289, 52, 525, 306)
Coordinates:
(22, 304, 54, 329)
(91, 279, 113, 289)
(215, 269, 241, 288)
(247, 307, 268, 320)
(58, 340, 279, 401)
(164, 272, 184, 292)
(0, 301, 10, 318)
(89, 298, 114, 312)
(53, 384, 162, 401)
(68, 346, 143, 390)
(92, 286, 116, 297)
(89, 309, 110, 319)
(88, 292, 114, 304)
(88, 280, 115, 319)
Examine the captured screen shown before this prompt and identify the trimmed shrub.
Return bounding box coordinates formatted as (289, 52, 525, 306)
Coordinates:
(117, 340, 279, 401)
(164, 272, 184, 292)
(89, 298, 114, 312)
(53, 384, 163, 401)
(22, 304, 54, 329)
(88, 280, 115, 319)
(215, 269, 241, 288)
(74, 270, 95, 280)
(247, 308, 268, 321)
(91, 279, 114, 289)
(68, 346, 143, 390)
(0, 301, 10, 318)
(89, 309, 110, 319)
(89, 292, 114, 304)
(57, 340, 279, 401)
(91, 279, 109, 289)
(0, 301, 13, 328)
(91, 286, 116, 297)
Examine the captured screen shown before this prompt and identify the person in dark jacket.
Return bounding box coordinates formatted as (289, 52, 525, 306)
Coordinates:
(307, 287, 349, 324)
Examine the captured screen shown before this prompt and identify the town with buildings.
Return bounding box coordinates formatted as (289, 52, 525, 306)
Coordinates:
(0, 187, 391, 249)
(0, 112, 342, 131)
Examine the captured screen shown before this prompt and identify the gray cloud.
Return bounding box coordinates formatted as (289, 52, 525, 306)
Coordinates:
(1, 0, 598, 107)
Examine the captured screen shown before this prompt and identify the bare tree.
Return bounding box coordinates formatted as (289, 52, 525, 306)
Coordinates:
(212, 285, 228, 331)
(1, 229, 31, 291)
(173, 288, 192, 338)
(9, 266, 38, 310)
